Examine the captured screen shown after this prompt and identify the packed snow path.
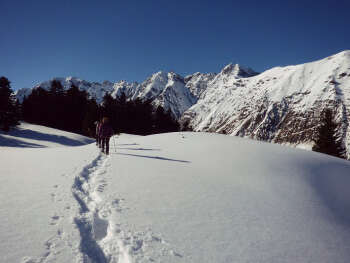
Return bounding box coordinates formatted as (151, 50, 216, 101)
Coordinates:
(71, 153, 132, 263)
(18, 150, 135, 263)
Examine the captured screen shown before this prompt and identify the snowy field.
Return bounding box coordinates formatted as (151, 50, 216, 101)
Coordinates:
(1, 124, 350, 263)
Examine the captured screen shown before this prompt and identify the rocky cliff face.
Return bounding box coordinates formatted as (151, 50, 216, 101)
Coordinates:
(15, 51, 350, 157)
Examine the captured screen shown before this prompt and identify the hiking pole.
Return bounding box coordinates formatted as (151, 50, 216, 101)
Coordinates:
(113, 134, 117, 153)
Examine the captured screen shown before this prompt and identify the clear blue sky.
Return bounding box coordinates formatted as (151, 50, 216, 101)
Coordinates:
(1, 0, 349, 90)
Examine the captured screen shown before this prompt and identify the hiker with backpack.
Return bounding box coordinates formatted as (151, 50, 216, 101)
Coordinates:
(99, 117, 114, 155)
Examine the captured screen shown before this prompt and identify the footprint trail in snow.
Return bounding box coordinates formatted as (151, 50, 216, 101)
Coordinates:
(23, 147, 179, 263)
(71, 153, 132, 263)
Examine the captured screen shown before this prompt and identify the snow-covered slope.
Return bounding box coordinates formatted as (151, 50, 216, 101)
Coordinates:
(1, 125, 350, 263)
(184, 72, 217, 99)
(182, 50, 350, 158)
(0, 122, 93, 148)
(131, 71, 197, 119)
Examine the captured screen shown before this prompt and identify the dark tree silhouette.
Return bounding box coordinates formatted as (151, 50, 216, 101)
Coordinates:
(65, 84, 89, 133)
(21, 85, 180, 137)
(82, 97, 99, 137)
(312, 109, 345, 159)
(154, 106, 179, 133)
(22, 83, 100, 137)
(48, 80, 66, 128)
(114, 92, 128, 133)
(180, 119, 193, 132)
(0, 76, 20, 131)
(22, 87, 50, 125)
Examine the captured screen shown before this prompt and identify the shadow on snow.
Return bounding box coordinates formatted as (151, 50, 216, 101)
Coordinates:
(116, 147, 161, 151)
(0, 134, 45, 148)
(307, 159, 350, 227)
(1, 128, 93, 147)
(74, 218, 108, 263)
(116, 152, 190, 163)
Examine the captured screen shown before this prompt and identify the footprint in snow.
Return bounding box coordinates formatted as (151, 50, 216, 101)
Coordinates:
(170, 250, 183, 257)
(50, 215, 60, 225)
(21, 257, 35, 263)
(97, 183, 107, 193)
(112, 198, 126, 212)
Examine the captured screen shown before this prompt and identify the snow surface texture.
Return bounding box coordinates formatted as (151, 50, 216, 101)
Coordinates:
(1, 124, 350, 262)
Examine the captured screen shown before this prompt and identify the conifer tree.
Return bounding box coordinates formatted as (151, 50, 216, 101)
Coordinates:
(82, 98, 99, 137)
(49, 80, 65, 96)
(0, 76, 19, 131)
(115, 92, 127, 133)
(22, 87, 50, 125)
(49, 80, 66, 128)
(180, 119, 193, 131)
(65, 84, 89, 133)
(312, 109, 345, 158)
(154, 106, 179, 133)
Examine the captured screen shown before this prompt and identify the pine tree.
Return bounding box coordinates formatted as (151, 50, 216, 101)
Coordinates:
(65, 84, 89, 133)
(0, 76, 19, 131)
(180, 119, 193, 132)
(49, 80, 65, 96)
(22, 87, 50, 125)
(154, 106, 179, 133)
(115, 92, 127, 133)
(312, 109, 345, 158)
(82, 98, 99, 137)
(48, 80, 66, 128)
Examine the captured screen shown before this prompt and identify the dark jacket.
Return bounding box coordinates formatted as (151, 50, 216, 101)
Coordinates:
(99, 123, 113, 138)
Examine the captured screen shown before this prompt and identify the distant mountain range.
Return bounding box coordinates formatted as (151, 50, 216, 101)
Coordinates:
(15, 64, 258, 120)
(15, 50, 350, 158)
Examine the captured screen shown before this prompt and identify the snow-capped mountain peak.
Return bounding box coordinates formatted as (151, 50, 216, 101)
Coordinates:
(220, 63, 258, 78)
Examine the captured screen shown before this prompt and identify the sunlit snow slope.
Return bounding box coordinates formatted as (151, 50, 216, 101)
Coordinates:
(1, 124, 350, 263)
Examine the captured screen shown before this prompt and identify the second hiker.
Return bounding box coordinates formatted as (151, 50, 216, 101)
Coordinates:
(99, 117, 114, 155)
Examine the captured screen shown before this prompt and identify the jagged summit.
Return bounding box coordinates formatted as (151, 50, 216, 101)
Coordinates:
(220, 63, 259, 78)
